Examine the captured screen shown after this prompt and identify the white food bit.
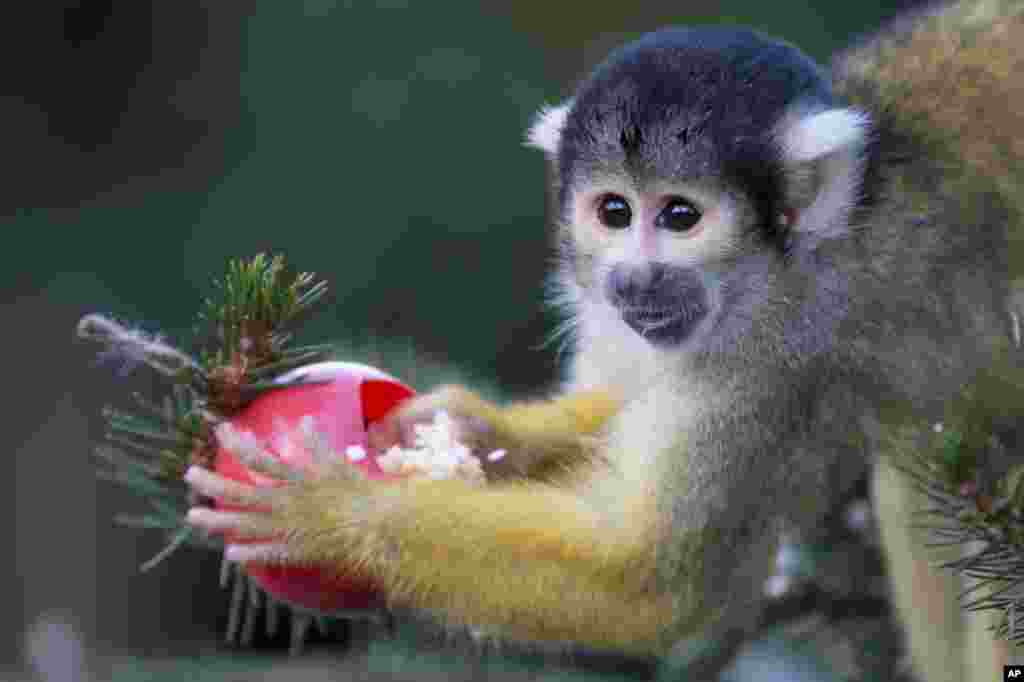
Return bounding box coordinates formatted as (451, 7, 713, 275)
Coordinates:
(487, 449, 506, 462)
(369, 410, 492, 484)
(933, 422, 944, 433)
(345, 445, 367, 462)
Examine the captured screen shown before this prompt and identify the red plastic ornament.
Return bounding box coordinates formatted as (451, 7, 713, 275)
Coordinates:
(214, 361, 415, 613)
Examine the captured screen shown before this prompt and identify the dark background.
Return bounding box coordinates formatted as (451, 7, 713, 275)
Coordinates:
(5, 1, 925, 678)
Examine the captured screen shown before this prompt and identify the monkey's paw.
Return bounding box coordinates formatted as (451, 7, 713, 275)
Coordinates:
(368, 384, 506, 463)
(185, 420, 370, 565)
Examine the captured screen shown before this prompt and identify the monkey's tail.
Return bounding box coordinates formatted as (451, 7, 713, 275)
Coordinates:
(834, 0, 1024, 270)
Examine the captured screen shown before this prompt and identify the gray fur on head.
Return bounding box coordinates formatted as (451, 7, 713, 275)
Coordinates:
(528, 27, 870, 250)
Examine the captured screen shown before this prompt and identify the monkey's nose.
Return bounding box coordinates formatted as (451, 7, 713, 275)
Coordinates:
(607, 263, 668, 304)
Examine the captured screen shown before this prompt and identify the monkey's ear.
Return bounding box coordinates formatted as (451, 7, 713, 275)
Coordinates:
(778, 108, 871, 242)
(525, 101, 573, 157)
(780, 108, 870, 163)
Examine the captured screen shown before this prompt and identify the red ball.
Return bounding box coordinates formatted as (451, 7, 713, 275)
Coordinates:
(214, 361, 414, 613)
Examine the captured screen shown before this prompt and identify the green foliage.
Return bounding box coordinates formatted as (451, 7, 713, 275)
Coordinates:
(195, 253, 329, 372)
(79, 254, 336, 572)
(881, 358, 1024, 644)
(92, 384, 215, 572)
(78, 252, 505, 658)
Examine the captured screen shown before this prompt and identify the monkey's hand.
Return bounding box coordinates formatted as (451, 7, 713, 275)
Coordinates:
(368, 384, 621, 482)
(185, 420, 377, 568)
(185, 419, 682, 654)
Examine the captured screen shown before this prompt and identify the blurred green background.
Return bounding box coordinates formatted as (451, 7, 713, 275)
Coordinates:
(5, 1, 923, 679)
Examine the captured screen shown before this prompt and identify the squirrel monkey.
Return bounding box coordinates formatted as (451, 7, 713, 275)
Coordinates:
(187, 1, 1024, 677)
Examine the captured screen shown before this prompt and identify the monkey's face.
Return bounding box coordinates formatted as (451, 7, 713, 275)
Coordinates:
(531, 27, 868, 355)
(564, 175, 759, 348)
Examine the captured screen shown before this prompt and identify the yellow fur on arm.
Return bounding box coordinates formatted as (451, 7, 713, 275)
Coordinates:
(499, 389, 622, 440)
(274, 473, 682, 653)
(489, 389, 622, 479)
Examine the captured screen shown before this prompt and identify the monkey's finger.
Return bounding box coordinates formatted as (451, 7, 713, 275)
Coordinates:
(215, 423, 302, 481)
(237, 443, 304, 481)
(224, 542, 294, 565)
(184, 466, 278, 507)
(185, 507, 281, 539)
(296, 415, 337, 471)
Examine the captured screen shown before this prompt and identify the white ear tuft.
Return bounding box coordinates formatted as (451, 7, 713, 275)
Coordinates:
(779, 108, 872, 245)
(781, 108, 870, 163)
(525, 101, 572, 156)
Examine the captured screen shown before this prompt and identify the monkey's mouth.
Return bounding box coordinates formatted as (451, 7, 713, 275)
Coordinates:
(620, 304, 704, 344)
(622, 306, 680, 326)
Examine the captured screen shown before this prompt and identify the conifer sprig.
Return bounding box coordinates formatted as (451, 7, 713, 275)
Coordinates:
(895, 419, 1024, 643)
(78, 253, 334, 570)
(196, 253, 328, 370)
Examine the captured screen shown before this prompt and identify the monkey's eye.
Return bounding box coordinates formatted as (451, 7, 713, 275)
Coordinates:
(596, 194, 632, 229)
(658, 198, 702, 232)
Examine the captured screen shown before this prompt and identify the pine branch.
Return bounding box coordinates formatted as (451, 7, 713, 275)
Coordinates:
(78, 253, 333, 571)
(891, 413, 1024, 643)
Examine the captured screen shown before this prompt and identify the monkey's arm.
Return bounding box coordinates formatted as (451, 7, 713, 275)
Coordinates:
(371, 385, 622, 481)
(187, 387, 783, 655)
(186, 461, 684, 654)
